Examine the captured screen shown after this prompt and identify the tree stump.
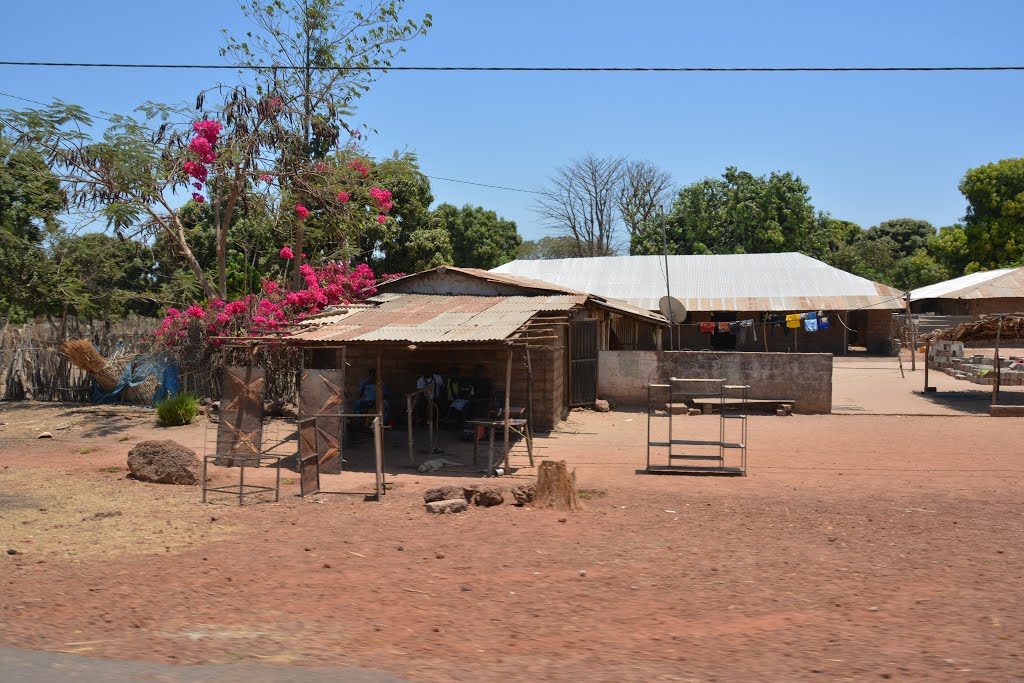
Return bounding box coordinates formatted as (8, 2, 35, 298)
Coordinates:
(534, 460, 581, 511)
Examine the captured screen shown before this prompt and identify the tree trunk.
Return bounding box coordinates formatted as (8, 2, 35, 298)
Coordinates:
(534, 460, 582, 512)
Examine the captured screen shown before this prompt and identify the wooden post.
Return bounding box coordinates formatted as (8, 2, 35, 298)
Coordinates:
(524, 346, 535, 467)
(905, 293, 916, 371)
(923, 339, 932, 392)
(503, 344, 513, 472)
(375, 345, 383, 420)
(992, 316, 1003, 406)
(406, 393, 414, 464)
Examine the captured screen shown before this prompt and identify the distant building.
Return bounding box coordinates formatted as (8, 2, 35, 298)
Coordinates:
(909, 267, 1024, 316)
(493, 253, 904, 354)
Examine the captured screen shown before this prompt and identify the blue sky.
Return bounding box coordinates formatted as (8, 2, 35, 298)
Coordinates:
(1, 0, 1022, 242)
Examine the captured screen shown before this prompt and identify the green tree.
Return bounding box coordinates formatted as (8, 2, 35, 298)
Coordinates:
(631, 166, 821, 256)
(866, 218, 935, 259)
(51, 232, 160, 320)
(959, 158, 1024, 270)
(434, 203, 521, 269)
(928, 223, 972, 276)
(516, 235, 582, 260)
(0, 135, 65, 320)
(890, 249, 949, 291)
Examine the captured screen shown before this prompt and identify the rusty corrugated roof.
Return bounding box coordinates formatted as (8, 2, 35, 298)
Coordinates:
(290, 293, 583, 344)
(493, 253, 905, 311)
(910, 267, 1024, 301)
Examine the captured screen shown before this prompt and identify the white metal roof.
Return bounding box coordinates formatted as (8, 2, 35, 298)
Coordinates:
(909, 268, 1024, 301)
(492, 253, 904, 312)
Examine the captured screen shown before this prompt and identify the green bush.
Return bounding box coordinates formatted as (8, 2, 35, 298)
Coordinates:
(156, 392, 200, 426)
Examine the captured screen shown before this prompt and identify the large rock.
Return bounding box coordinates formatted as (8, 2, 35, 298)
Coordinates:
(424, 485, 467, 503)
(594, 399, 611, 413)
(425, 499, 467, 514)
(471, 486, 505, 507)
(127, 440, 202, 485)
(511, 484, 536, 506)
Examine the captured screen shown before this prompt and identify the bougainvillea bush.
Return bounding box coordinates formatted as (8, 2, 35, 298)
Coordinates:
(151, 256, 402, 400)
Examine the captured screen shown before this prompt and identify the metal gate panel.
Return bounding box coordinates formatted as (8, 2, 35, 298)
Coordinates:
(569, 319, 598, 406)
(297, 417, 320, 496)
(216, 366, 265, 464)
(299, 369, 345, 474)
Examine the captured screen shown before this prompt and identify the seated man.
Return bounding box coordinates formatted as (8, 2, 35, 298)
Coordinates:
(413, 368, 443, 424)
(355, 368, 390, 426)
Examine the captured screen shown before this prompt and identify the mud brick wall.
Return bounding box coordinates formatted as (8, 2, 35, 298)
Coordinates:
(598, 350, 833, 413)
(309, 332, 567, 431)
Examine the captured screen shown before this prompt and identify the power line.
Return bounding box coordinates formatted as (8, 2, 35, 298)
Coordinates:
(0, 61, 1023, 72)
(427, 175, 541, 195)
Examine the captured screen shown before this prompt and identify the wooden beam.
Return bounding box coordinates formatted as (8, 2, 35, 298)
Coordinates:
(504, 345, 513, 472)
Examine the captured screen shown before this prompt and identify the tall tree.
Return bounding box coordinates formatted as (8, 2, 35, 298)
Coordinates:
(959, 157, 1024, 270)
(516, 235, 582, 260)
(534, 154, 625, 257)
(221, 0, 432, 291)
(866, 218, 936, 259)
(0, 134, 65, 320)
(631, 166, 820, 256)
(434, 203, 521, 269)
(617, 159, 674, 245)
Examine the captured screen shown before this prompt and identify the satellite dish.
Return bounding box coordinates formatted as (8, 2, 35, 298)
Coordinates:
(659, 296, 688, 323)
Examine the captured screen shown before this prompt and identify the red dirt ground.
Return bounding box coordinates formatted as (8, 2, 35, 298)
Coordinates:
(1, 397, 1023, 682)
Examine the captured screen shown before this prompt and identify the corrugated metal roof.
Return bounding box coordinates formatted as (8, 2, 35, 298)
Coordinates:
(290, 293, 582, 344)
(378, 266, 584, 296)
(909, 267, 1024, 301)
(492, 253, 904, 312)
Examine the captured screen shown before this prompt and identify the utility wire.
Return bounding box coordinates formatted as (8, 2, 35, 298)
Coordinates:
(0, 61, 1023, 72)
(426, 175, 541, 195)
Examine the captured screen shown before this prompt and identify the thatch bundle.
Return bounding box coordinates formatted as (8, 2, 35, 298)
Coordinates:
(60, 339, 122, 392)
(59, 338, 157, 404)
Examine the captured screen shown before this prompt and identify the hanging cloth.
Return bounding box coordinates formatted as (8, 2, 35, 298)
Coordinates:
(786, 314, 801, 329)
(717, 321, 731, 333)
(699, 322, 715, 334)
(819, 316, 830, 330)
(738, 318, 757, 342)
(804, 316, 819, 332)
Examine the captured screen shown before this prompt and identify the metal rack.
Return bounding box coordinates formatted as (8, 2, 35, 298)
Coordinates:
(645, 378, 749, 475)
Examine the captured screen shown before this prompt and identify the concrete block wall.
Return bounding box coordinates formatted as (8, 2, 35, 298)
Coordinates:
(598, 350, 833, 413)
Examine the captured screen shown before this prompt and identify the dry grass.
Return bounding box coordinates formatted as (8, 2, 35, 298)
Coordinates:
(0, 467, 236, 560)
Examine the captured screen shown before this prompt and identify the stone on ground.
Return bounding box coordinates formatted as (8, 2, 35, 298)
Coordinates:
(127, 440, 202, 485)
(594, 399, 611, 413)
(425, 499, 468, 514)
(423, 485, 466, 503)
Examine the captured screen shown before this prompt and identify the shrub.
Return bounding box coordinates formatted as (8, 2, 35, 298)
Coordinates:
(156, 392, 200, 426)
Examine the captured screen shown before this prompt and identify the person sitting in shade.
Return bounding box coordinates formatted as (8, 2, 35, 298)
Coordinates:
(355, 368, 390, 425)
(414, 368, 443, 425)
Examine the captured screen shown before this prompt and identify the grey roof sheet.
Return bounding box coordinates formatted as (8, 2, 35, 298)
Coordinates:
(290, 293, 581, 344)
(492, 253, 904, 311)
(909, 267, 1024, 301)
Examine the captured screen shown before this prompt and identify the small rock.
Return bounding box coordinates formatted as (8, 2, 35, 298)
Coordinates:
(558, 518, 567, 523)
(397, 545, 405, 551)
(460, 585, 472, 592)
(126, 440, 201, 485)
(578, 569, 587, 577)
(868, 606, 879, 612)
(425, 499, 468, 514)
(322, 563, 331, 569)
(37, 432, 53, 439)
(511, 484, 536, 506)
(435, 553, 445, 559)
(6, 549, 19, 555)
(593, 399, 611, 413)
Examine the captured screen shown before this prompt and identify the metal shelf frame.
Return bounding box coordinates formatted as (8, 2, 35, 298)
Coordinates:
(645, 378, 748, 476)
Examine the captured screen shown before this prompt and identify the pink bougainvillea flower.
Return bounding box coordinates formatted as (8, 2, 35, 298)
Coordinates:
(183, 161, 208, 183)
(192, 193, 206, 204)
(259, 174, 273, 183)
(294, 204, 310, 219)
(315, 163, 330, 172)
(337, 191, 350, 203)
(185, 305, 206, 318)
(279, 246, 295, 260)
(377, 214, 387, 224)
(348, 160, 370, 177)
(192, 182, 203, 191)
(193, 120, 223, 145)
(189, 136, 212, 156)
